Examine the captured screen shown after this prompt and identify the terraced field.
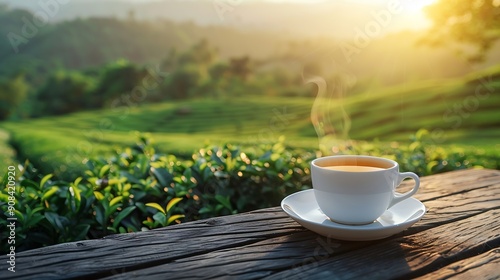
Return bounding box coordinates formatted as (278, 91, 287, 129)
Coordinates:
(1, 67, 499, 177)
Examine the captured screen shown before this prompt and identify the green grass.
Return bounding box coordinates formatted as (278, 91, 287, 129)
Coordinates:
(1, 67, 499, 177)
(0, 129, 18, 173)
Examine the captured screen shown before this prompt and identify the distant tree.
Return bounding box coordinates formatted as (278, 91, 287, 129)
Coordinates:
(92, 60, 148, 107)
(35, 72, 95, 116)
(228, 56, 252, 81)
(161, 64, 203, 99)
(206, 62, 231, 97)
(178, 39, 217, 67)
(0, 74, 29, 120)
(158, 40, 218, 99)
(161, 48, 179, 73)
(423, 0, 500, 62)
(209, 62, 230, 81)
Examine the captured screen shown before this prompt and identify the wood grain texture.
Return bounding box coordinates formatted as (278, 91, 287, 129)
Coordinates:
(264, 209, 500, 280)
(415, 248, 500, 280)
(6, 169, 500, 280)
(11, 211, 303, 279)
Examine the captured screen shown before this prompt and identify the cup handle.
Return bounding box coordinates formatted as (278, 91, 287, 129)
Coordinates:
(388, 172, 420, 208)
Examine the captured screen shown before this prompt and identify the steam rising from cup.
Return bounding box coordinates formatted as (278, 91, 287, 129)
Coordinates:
(305, 73, 353, 155)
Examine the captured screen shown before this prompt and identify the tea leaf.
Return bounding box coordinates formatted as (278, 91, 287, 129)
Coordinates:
(14, 210, 24, 222)
(107, 203, 122, 217)
(113, 206, 137, 228)
(99, 165, 111, 178)
(73, 224, 90, 240)
(40, 174, 53, 189)
(25, 214, 45, 228)
(150, 167, 173, 187)
(95, 207, 105, 226)
(215, 195, 232, 211)
(109, 196, 123, 207)
(153, 211, 166, 226)
(44, 212, 64, 232)
(167, 214, 185, 225)
(70, 185, 81, 202)
(73, 177, 83, 187)
(21, 179, 39, 189)
(94, 191, 104, 200)
(146, 202, 166, 214)
(42, 186, 59, 201)
(166, 197, 183, 213)
(183, 167, 192, 179)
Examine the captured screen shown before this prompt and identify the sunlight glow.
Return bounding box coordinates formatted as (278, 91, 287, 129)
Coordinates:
(401, 0, 437, 15)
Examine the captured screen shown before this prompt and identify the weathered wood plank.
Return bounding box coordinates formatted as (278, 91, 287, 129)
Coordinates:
(262, 209, 500, 280)
(102, 209, 500, 280)
(102, 232, 369, 279)
(403, 168, 500, 201)
(7, 169, 500, 280)
(12, 212, 303, 279)
(100, 232, 353, 280)
(407, 182, 500, 232)
(415, 248, 500, 280)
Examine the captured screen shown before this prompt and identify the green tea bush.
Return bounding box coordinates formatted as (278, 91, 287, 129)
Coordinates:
(1, 130, 496, 252)
(0, 136, 313, 252)
(330, 129, 497, 176)
(388, 129, 497, 175)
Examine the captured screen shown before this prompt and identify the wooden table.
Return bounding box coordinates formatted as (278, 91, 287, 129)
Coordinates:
(7, 169, 500, 279)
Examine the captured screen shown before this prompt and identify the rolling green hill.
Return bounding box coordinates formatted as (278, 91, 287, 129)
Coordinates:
(0, 6, 290, 79)
(2, 66, 499, 177)
(1, 5, 497, 88)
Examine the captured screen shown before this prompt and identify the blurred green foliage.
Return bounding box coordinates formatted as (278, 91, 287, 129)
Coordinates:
(423, 0, 500, 62)
(2, 68, 499, 178)
(0, 37, 311, 120)
(0, 74, 29, 120)
(34, 71, 96, 116)
(0, 136, 312, 252)
(0, 129, 16, 171)
(1, 4, 499, 122)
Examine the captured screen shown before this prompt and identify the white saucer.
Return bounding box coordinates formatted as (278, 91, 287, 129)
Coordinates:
(281, 189, 426, 241)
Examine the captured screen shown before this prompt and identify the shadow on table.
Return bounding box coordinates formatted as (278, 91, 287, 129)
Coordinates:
(261, 231, 415, 280)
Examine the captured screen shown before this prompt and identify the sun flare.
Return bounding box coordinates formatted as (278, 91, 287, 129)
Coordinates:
(401, 0, 437, 15)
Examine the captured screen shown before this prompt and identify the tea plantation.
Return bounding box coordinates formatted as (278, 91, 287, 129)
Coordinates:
(0, 67, 499, 252)
(1, 66, 499, 177)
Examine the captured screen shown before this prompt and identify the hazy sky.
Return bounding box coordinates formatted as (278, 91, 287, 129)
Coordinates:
(147, 0, 432, 30)
(0, 0, 437, 37)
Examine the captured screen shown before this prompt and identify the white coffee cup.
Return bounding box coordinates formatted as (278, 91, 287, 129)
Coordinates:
(311, 155, 420, 225)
